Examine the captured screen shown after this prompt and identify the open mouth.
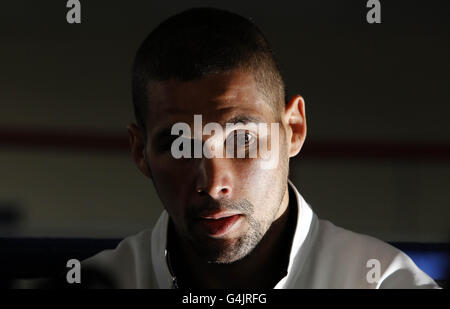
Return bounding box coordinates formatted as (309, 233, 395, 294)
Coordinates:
(196, 214, 243, 237)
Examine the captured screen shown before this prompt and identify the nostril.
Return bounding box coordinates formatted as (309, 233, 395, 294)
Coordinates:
(220, 187, 230, 194)
(196, 185, 231, 197)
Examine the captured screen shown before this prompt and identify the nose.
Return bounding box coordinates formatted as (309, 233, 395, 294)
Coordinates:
(195, 157, 233, 199)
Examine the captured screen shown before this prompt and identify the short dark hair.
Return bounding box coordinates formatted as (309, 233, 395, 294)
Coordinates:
(131, 7, 285, 136)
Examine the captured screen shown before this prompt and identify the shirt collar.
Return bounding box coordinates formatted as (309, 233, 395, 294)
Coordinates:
(274, 180, 316, 288)
(151, 180, 317, 288)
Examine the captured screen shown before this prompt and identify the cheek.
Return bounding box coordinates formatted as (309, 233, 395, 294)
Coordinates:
(232, 159, 284, 215)
(148, 158, 191, 211)
(233, 160, 268, 187)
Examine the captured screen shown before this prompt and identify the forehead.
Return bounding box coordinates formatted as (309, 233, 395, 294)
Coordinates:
(146, 70, 275, 134)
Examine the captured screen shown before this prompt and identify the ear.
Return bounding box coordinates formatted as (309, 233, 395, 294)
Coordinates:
(127, 123, 152, 179)
(282, 95, 307, 158)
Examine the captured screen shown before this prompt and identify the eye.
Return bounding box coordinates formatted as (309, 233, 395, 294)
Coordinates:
(232, 130, 256, 147)
(242, 132, 253, 145)
(157, 135, 180, 152)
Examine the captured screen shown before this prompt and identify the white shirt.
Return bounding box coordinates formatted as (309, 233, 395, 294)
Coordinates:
(83, 181, 439, 289)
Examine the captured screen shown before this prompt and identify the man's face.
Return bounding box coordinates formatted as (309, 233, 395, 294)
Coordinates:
(143, 70, 291, 264)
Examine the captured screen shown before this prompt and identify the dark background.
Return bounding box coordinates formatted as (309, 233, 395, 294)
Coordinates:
(0, 0, 449, 244)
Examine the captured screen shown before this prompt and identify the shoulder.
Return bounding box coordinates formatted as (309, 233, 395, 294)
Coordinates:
(81, 227, 155, 288)
(302, 219, 439, 288)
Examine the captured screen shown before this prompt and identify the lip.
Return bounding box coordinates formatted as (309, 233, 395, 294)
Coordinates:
(195, 214, 243, 237)
(199, 210, 242, 220)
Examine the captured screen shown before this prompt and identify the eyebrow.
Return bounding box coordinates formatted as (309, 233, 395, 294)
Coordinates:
(218, 115, 265, 126)
(152, 115, 265, 143)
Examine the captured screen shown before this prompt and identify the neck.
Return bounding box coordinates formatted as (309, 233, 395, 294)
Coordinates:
(169, 185, 297, 288)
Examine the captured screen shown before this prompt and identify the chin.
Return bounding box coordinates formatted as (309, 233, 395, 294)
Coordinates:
(193, 236, 254, 264)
